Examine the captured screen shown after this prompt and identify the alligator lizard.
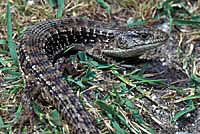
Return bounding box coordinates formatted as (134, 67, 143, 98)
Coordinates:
(18, 17, 168, 134)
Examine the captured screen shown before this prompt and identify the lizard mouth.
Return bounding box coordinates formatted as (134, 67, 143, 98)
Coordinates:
(102, 41, 167, 58)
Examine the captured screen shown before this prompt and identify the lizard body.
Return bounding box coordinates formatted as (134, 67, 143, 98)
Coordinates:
(19, 17, 168, 134)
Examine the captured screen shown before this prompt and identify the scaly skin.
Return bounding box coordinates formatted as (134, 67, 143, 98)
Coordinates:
(19, 17, 168, 134)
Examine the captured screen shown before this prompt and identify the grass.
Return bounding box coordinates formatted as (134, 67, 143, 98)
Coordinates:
(0, 0, 200, 134)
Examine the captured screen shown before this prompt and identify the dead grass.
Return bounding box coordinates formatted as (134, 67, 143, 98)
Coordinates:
(0, 0, 200, 134)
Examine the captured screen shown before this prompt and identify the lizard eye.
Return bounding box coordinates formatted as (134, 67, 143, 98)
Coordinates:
(140, 33, 150, 40)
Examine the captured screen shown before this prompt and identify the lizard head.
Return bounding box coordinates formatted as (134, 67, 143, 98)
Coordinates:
(116, 27, 169, 49)
(101, 27, 169, 58)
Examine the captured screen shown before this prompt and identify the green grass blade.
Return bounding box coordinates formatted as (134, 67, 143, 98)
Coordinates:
(6, 1, 18, 65)
(172, 100, 195, 123)
(0, 57, 8, 66)
(56, 0, 64, 18)
(48, 0, 56, 8)
(12, 103, 22, 124)
(0, 39, 7, 45)
(175, 95, 200, 103)
(96, 0, 111, 14)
